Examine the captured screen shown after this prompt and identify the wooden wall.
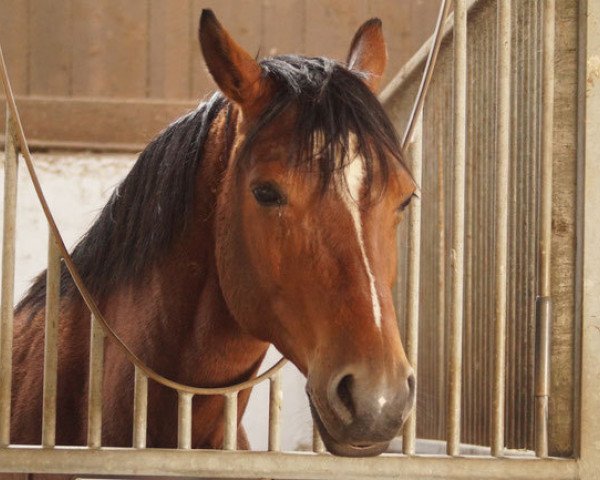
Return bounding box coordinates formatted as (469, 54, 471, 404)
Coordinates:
(0, 0, 439, 150)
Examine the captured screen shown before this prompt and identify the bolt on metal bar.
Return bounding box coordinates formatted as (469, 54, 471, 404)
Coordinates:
(268, 371, 282, 452)
(223, 392, 237, 450)
(177, 392, 192, 450)
(312, 424, 325, 454)
(132, 366, 148, 449)
(87, 314, 105, 448)
(491, 0, 512, 458)
(42, 233, 61, 447)
(447, 0, 467, 457)
(535, 0, 555, 458)
(403, 113, 423, 456)
(0, 107, 18, 447)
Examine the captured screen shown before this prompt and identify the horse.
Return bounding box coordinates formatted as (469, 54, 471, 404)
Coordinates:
(10, 9, 417, 467)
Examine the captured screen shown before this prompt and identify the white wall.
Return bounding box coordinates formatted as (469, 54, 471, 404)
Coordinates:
(1, 152, 312, 451)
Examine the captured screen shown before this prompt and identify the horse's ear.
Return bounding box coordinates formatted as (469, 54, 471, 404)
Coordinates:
(346, 18, 387, 93)
(199, 10, 268, 116)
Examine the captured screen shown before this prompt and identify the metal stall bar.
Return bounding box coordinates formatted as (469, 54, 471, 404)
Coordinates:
(42, 234, 61, 447)
(535, 0, 555, 459)
(403, 114, 423, 455)
(268, 371, 282, 452)
(177, 392, 192, 450)
(223, 392, 237, 450)
(87, 314, 105, 448)
(447, 0, 467, 457)
(132, 366, 148, 448)
(313, 424, 325, 454)
(580, 1, 600, 476)
(0, 447, 579, 480)
(492, 0, 512, 457)
(435, 136, 446, 440)
(0, 108, 18, 447)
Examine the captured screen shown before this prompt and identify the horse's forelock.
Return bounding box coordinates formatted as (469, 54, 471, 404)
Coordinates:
(238, 55, 407, 196)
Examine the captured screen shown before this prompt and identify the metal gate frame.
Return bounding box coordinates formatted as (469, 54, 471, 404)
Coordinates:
(0, 0, 598, 479)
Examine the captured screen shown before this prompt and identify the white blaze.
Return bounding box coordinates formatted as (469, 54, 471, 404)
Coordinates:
(337, 152, 383, 329)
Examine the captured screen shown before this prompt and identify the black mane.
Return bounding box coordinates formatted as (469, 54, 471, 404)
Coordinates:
(17, 55, 405, 314)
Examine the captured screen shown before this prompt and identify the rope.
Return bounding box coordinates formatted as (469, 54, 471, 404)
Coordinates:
(401, 0, 452, 151)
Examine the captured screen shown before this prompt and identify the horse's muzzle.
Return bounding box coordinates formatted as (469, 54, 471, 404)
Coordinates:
(306, 364, 415, 457)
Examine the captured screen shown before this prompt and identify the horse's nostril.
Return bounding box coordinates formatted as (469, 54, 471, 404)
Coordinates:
(407, 373, 416, 399)
(336, 374, 356, 418)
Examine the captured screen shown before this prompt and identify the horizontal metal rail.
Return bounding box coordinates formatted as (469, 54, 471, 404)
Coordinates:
(0, 447, 578, 480)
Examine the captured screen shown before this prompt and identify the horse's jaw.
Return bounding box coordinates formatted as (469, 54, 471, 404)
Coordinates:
(308, 399, 390, 458)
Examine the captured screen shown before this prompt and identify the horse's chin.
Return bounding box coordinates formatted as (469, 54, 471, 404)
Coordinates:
(308, 401, 390, 457)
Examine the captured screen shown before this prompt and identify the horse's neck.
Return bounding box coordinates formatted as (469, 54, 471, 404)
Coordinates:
(105, 108, 269, 388)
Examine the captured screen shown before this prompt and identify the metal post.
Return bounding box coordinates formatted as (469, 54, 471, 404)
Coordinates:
(403, 113, 423, 456)
(268, 372, 282, 452)
(223, 392, 237, 450)
(535, 0, 555, 459)
(177, 392, 192, 450)
(0, 107, 18, 447)
(132, 366, 148, 449)
(436, 140, 446, 440)
(312, 424, 325, 454)
(42, 234, 61, 447)
(87, 314, 104, 448)
(492, 0, 512, 458)
(579, 2, 600, 476)
(447, 0, 467, 457)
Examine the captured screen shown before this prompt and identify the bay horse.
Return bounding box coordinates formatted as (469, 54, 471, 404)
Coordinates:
(11, 9, 416, 464)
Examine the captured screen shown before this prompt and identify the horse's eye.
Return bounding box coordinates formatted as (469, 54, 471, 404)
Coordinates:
(397, 196, 413, 213)
(252, 183, 286, 207)
(396, 199, 410, 213)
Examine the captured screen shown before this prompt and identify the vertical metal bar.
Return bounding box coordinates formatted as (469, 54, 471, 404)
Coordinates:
(403, 113, 423, 456)
(132, 366, 148, 449)
(464, 31, 475, 446)
(578, 2, 600, 476)
(436, 139, 446, 440)
(525, 1, 539, 449)
(506, 1, 520, 449)
(573, 0, 586, 459)
(477, 15, 496, 444)
(0, 108, 18, 447)
(481, 14, 493, 445)
(42, 234, 60, 448)
(515, 9, 524, 443)
(177, 392, 192, 450)
(472, 57, 481, 445)
(223, 392, 237, 450)
(268, 372, 282, 452)
(535, 0, 555, 458)
(447, 0, 467, 457)
(529, 0, 543, 451)
(87, 314, 104, 448)
(492, 0, 512, 458)
(312, 424, 325, 454)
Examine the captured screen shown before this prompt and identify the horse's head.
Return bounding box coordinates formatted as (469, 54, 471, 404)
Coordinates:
(200, 10, 416, 456)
